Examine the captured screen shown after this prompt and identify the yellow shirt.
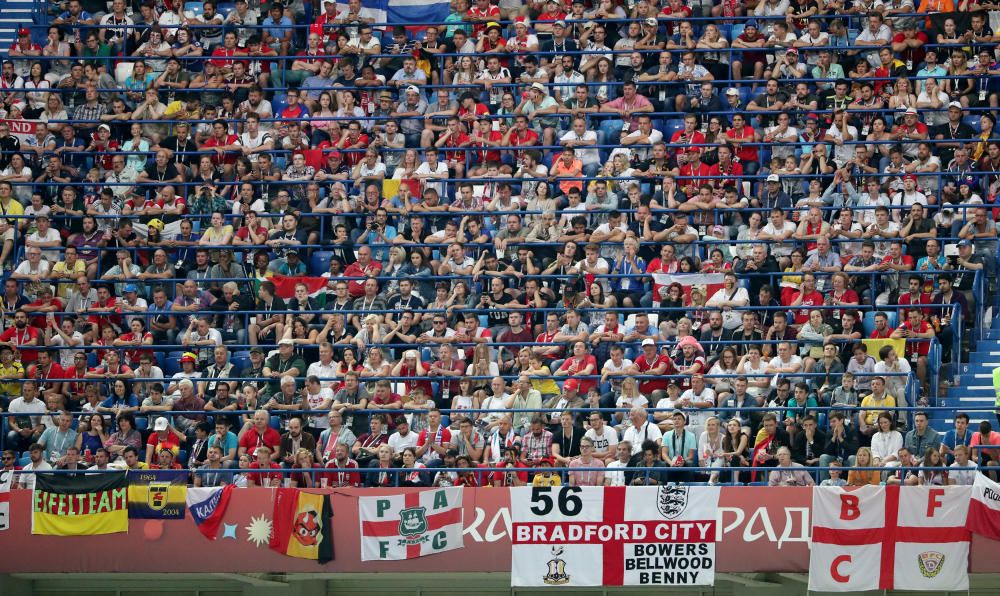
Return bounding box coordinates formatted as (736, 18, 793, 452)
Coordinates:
(860, 393, 896, 425)
(0, 360, 24, 396)
(531, 366, 560, 396)
(532, 473, 562, 487)
(0, 197, 24, 225)
(50, 260, 87, 300)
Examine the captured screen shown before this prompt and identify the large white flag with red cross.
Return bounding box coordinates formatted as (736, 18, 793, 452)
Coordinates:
(511, 486, 719, 587)
(358, 488, 464, 561)
(809, 485, 970, 592)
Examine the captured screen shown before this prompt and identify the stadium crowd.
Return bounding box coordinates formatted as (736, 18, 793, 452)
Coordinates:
(0, 0, 998, 489)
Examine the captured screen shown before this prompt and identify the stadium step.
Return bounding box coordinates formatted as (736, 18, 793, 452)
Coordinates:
(0, 0, 36, 55)
(945, 335, 1000, 428)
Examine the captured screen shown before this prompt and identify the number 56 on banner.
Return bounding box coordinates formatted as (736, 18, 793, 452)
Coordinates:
(510, 486, 720, 587)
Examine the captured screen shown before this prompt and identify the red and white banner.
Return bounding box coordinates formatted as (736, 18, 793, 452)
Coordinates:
(0, 468, 11, 531)
(511, 486, 719, 587)
(809, 485, 970, 592)
(270, 276, 328, 300)
(652, 273, 725, 303)
(0, 119, 37, 144)
(358, 487, 464, 561)
(967, 473, 1000, 541)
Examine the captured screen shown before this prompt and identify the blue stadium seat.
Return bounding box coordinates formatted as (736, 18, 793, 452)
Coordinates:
(309, 251, 333, 275)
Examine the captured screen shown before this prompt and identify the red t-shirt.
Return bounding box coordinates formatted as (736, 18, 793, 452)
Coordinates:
(634, 353, 675, 395)
(902, 320, 932, 357)
(320, 459, 361, 487)
(898, 291, 933, 321)
(789, 290, 825, 324)
(442, 132, 471, 164)
(725, 126, 759, 163)
(248, 461, 283, 486)
(466, 5, 500, 36)
(146, 430, 182, 456)
(238, 426, 282, 457)
(678, 161, 711, 191)
(202, 134, 240, 166)
(0, 326, 39, 363)
(707, 161, 743, 189)
(26, 298, 63, 329)
(558, 355, 598, 394)
(27, 361, 64, 393)
(399, 362, 433, 397)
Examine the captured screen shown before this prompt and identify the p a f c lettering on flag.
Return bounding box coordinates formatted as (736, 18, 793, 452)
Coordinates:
(808, 485, 970, 592)
(359, 487, 464, 561)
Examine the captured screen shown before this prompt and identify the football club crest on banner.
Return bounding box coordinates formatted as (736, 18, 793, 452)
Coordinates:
(127, 471, 187, 519)
(359, 488, 464, 561)
(657, 485, 689, 520)
(917, 552, 945, 578)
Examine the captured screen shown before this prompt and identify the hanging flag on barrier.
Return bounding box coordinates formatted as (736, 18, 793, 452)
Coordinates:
(359, 487, 464, 561)
(510, 486, 719, 587)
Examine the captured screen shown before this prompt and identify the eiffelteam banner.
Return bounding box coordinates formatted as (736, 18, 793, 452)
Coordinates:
(359, 487, 464, 561)
(269, 488, 334, 563)
(809, 485, 970, 592)
(32, 472, 129, 536)
(510, 486, 719, 587)
(127, 470, 188, 519)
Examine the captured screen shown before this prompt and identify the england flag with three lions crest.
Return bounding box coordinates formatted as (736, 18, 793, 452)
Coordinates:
(511, 486, 719, 587)
(359, 488, 463, 561)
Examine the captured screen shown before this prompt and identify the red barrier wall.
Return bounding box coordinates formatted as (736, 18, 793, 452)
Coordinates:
(0, 487, 997, 574)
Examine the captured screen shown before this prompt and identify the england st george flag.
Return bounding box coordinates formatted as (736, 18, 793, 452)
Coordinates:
(359, 488, 463, 561)
(511, 485, 719, 587)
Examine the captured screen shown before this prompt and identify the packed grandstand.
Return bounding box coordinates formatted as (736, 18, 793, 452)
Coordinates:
(0, 0, 996, 491)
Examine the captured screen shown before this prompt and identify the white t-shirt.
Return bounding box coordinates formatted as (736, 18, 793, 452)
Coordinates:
(306, 360, 339, 390)
(679, 387, 716, 430)
(585, 425, 619, 458)
(739, 359, 770, 398)
(825, 123, 858, 166)
(414, 161, 449, 196)
(304, 387, 334, 429)
(761, 220, 797, 256)
(623, 421, 662, 455)
(239, 130, 272, 163)
(606, 459, 628, 486)
(389, 430, 419, 454)
(49, 330, 84, 370)
(559, 129, 600, 166)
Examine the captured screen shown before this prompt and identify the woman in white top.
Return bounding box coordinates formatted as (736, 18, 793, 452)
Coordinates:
(42, 27, 71, 85)
(737, 347, 771, 399)
(614, 377, 647, 430)
(698, 416, 726, 484)
(39, 93, 68, 133)
(466, 343, 500, 379)
(870, 413, 904, 467)
(22, 62, 50, 116)
(735, 211, 764, 261)
(0, 153, 34, 203)
(873, 345, 911, 408)
(707, 347, 739, 401)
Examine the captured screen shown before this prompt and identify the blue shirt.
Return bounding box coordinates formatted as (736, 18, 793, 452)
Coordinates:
(262, 16, 293, 40)
(208, 431, 239, 456)
(941, 428, 972, 464)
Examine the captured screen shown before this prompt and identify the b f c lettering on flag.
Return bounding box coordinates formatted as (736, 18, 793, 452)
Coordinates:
(809, 485, 970, 592)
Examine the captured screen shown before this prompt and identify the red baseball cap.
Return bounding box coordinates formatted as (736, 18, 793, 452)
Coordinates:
(903, 173, 917, 182)
(17, 28, 29, 37)
(563, 378, 580, 393)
